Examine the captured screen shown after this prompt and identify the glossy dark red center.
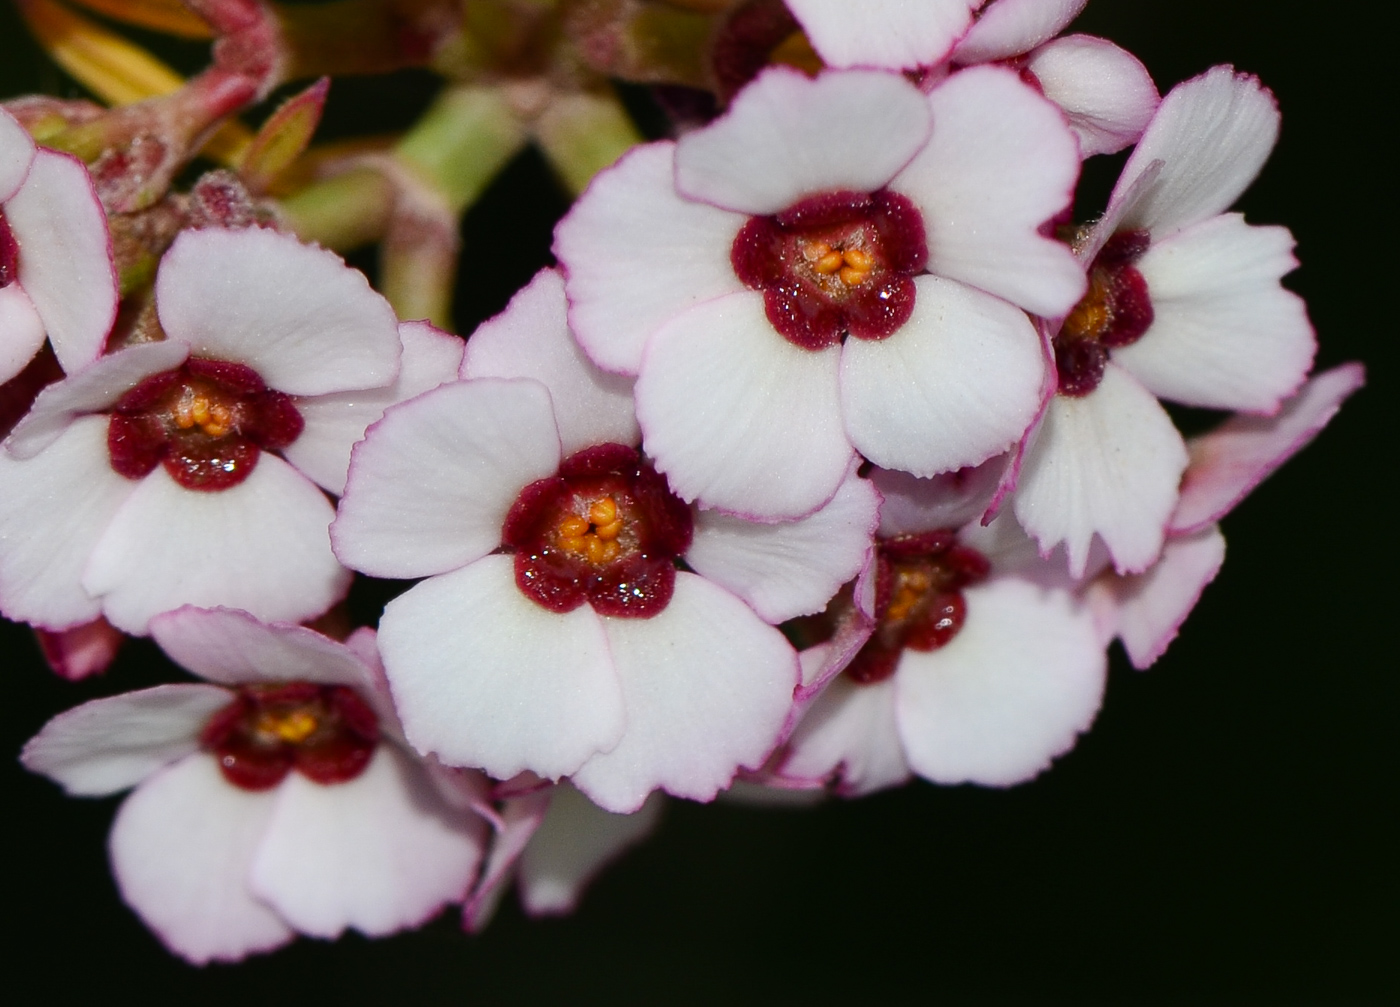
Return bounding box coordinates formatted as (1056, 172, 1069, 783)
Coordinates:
(731, 188, 928, 350)
(200, 682, 379, 791)
(107, 358, 303, 491)
(0, 209, 19, 289)
(502, 443, 694, 618)
(1053, 229, 1155, 397)
(843, 530, 990, 685)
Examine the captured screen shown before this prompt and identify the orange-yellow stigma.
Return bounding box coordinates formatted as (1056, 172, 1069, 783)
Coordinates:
(255, 709, 319, 744)
(173, 388, 235, 438)
(885, 567, 932, 623)
(802, 240, 873, 287)
(557, 496, 625, 564)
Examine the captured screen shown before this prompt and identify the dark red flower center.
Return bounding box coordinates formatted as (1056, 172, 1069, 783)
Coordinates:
(501, 443, 694, 618)
(106, 358, 303, 491)
(1052, 230, 1155, 397)
(843, 530, 990, 685)
(731, 188, 928, 350)
(200, 682, 379, 791)
(0, 209, 19, 289)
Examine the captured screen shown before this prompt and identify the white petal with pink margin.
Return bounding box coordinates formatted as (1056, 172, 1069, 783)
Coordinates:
(249, 746, 486, 938)
(110, 754, 291, 964)
(895, 578, 1105, 786)
(1014, 363, 1188, 576)
(554, 143, 745, 376)
(841, 273, 1047, 477)
(20, 683, 233, 796)
(891, 65, 1084, 317)
(572, 573, 798, 813)
(787, 0, 982, 70)
(376, 553, 625, 781)
(1112, 214, 1313, 412)
(674, 68, 932, 215)
(154, 226, 400, 396)
(635, 289, 852, 520)
(83, 455, 350, 634)
(333, 378, 561, 579)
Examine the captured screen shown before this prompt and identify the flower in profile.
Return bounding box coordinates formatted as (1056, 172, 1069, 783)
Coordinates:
(464, 782, 664, 931)
(22, 607, 489, 964)
(1012, 66, 1316, 576)
(772, 466, 1106, 796)
(1090, 363, 1365, 668)
(1, 107, 117, 382)
(556, 64, 1082, 520)
(0, 225, 406, 634)
(333, 269, 879, 812)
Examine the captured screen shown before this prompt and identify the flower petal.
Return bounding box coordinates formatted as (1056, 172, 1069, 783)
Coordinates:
(636, 290, 852, 521)
(951, 0, 1087, 64)
(573, 572, 798, 812)
(675, 67, 933, 215)
(154, 227, 401, 396)
(110, 754, 291, 964)
(377, 554, 624, 781)
(841, 274, 1047, 477)
(787, 0, 981, 71)
(5, 340, 190, 459)
(554, 142, 745, 375)
(21, 684, 232, 796)
(1110, 65, 1278, 238)
(1113, 214, 1314, 412)
(4, 149, 117, 372)
(518, 784, 663, 916)
(1025, 35, 1159, 157)
(149, 606, 379, 692)
(462, 789, 551, 933)
(35, 616, 124, 681)
(780, 675, 911, 796)
(686, 465, 879, 623)
(892, 65, 1084, 316)
(895, 578, 1105, 785)
(84, 455, 350, 634)
(1013, 363, 1188, 576)
(0, 283, 46, 384)
(333, 378, 560, 578)
(0, 415, 132, 629)
(1171, 363, 1365, 535)
(286, 320, 464, 495)
(462, 269, 639, 454)
(1099, 525, 1226, 669)
(872, 458, 1006, 537)
(250, 746, 486, 938)
(0, 107, 37, 202)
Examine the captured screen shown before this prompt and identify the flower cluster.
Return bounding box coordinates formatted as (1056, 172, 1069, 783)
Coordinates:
(2, 0, 1359, 963)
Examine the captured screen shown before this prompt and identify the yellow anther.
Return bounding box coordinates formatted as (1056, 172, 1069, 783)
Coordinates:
(886, 569, 931, 622)
(558, 515, 590, 539)
(258, 709, 319, 744)
(594, 518, 624, 541)
(801, 241, 832, 263)
(1062, 272, 1111, 341)
(814, 251, 845, 275)
(585, 537, 621, 565)
(588, 497, 618, 526)
(843, 248, 874, 271)
(838, 266, 870, 287)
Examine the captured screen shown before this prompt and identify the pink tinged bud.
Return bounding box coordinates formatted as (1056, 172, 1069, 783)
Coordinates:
(1053, 229, 1154, 397)
(731, 188, 928, 350)
(501, 443, 694, 619)
(200, 681, 379, 791)
(106, 358, 304, 491)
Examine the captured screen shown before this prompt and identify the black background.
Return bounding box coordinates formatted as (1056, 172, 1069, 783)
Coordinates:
(1, 1, 1393, 1002)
